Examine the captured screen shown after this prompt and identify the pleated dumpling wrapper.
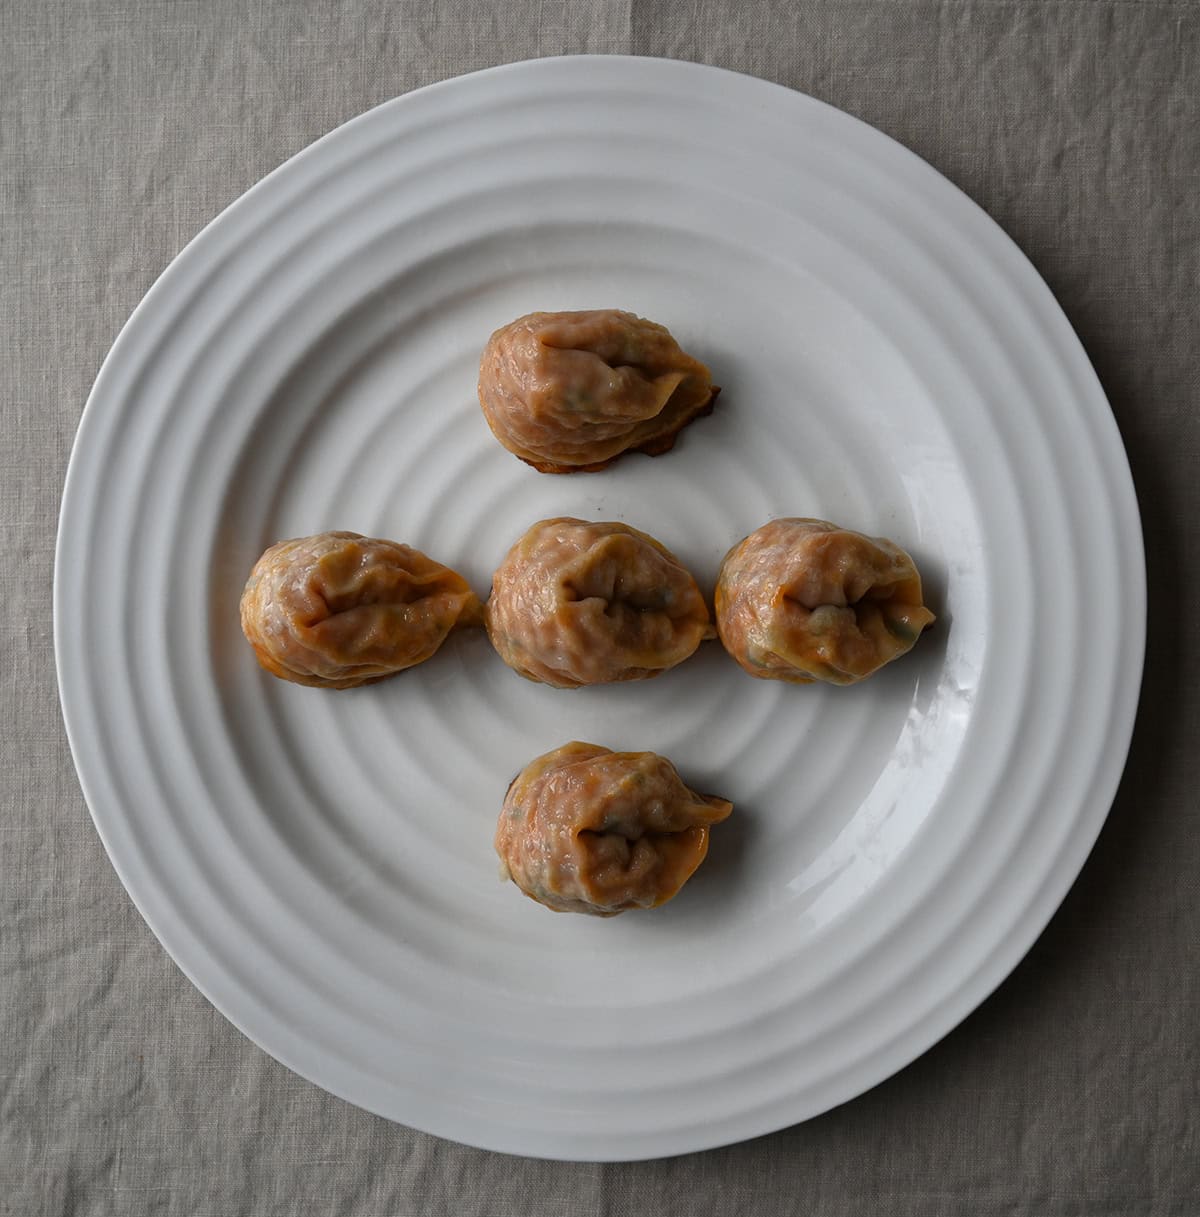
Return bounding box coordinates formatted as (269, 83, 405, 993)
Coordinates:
(240, 531, 481, 689)
(486, 517, 714, 688)
(496, 741, 733, 916)
(477, 309, 718, 473)
(715, 518, 935, 685)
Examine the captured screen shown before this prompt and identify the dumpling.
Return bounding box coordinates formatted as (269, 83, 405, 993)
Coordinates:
(477, 309, 718, 473)
(496, 741, 733, 915)
(485, 518, 714, 688)
(715, 518, 935, 685)
(240, 531, 481, 688)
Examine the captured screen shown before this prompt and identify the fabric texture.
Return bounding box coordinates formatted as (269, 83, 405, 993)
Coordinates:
(3, 1, 1197, 1213)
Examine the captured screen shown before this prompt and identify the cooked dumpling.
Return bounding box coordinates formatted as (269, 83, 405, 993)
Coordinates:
(477, 309, 718, 473)
(486, 518, 714, 688)
(715, 518, 935, 685)
(240, 531, 481, 688)
(496, 741, 733, 915)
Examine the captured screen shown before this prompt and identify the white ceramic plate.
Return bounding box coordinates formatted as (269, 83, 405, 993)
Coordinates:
(55, 56, 1145, 1160)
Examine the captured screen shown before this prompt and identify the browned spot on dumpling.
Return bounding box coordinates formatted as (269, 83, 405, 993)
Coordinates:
(485, 518, 714, 688)
(477, 309, 718, 473)
(495, 741, 733, 916)
(239, 531, 481, 689)
(715, 518, 935, 685)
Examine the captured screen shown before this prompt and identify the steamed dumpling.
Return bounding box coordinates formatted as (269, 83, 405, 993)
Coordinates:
(240, 531, 481, 688)
(715, 518, 934, 685)
(486, 518, 714, 688)
(496, 741, 733, 915)
(477, 309, 718, 473)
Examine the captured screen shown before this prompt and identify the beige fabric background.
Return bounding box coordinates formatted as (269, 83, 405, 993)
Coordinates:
(3, 1, 1197, 1213)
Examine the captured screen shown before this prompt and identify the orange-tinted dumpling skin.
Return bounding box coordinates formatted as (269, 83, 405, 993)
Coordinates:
(496, 741, 733, 915)
(240, 531, 481, 689)
(485, 518, 714, 688)
(477, 309, 718, 473)
(715, 518, 934, 685)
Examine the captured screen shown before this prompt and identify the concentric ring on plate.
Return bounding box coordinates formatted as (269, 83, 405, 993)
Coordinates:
(56, 56, 1143, 1159)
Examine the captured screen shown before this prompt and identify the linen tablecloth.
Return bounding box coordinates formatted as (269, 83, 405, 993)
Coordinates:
(4, 2, 1197, 1213)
